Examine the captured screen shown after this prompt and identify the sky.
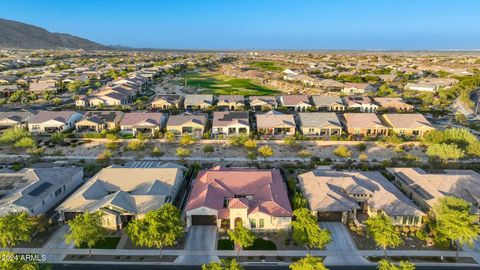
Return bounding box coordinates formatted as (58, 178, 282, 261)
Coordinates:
(1, 0, 480, 50)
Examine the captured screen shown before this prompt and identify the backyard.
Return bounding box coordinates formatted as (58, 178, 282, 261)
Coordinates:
(181, 72, 280, 95)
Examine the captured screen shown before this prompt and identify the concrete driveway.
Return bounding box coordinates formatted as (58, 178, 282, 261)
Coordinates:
(175, 225, 219, 265)
(320, 222, 357, 251)
(42, 225, 74, 262)
(320, 222, 369, 265)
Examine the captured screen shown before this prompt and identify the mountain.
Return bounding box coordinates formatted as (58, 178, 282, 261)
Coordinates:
(0, 18, 108, 50)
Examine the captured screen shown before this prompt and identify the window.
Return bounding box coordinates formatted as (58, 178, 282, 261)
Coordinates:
(259, 218, 264, 228)
(308, 128, 315, 133)
(250, 219, 256, 229)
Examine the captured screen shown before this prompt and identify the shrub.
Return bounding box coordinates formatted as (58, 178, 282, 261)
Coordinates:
(356, 143, 367, 151)
(203, 144, 214, 154)
(126, 140, 145, 151)
(151, 146, 163, 157)
(297, 150, 312, 158)
(14, 137, 36, 149)
(334, 145, 351, 158)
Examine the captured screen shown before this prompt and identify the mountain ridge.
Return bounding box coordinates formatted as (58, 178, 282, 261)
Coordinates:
(0, 18, 108, 50)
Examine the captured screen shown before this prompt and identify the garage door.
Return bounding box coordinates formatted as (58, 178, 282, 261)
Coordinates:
(317, 212, 343, 222)
(191, 215, 217, 225)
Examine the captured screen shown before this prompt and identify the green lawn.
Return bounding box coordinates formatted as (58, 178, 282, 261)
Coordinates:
(218, 238, 277, 250)
(245, 238, 277, 250)
(78, 237, 121, 249)
(217, 239, 234, 250)
(249, 61, 285, 71)
(182, 72, 280, 96)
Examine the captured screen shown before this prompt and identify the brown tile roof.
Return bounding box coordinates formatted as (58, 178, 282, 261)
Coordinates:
(342, 113, 387, 129)
(382, 114, 434, 129)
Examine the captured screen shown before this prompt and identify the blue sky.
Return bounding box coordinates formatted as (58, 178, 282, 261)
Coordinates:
(1, 0, 480, 50)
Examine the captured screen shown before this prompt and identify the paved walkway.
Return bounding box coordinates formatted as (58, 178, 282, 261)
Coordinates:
(175, 226, 219, 265)
(320, 222, 369, 265)
(42, 225, 73, 262)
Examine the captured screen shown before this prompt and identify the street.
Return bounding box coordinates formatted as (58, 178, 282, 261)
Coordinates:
(47, 263, 480, 270)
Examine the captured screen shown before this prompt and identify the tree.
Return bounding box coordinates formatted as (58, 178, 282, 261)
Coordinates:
(228, 134, 249, 147)
(356, 143, 367, 152)
(257, 145, 273, 160)
(426, 143, 464, 160)
(14, 137, 36, 149)
(433, 196, 480, 259)
(377, 259, 415, 270)
(377, 84, 395, 97)
(202, 259, 243, 270)
(365, 215, 402, 259)
(203, 144, 214, 154)
(334, 145, 351, 158)
(243, 139, 257, 151)
(289, 255, 328, 270)
(0, 251, 39, 270)
(0, 128, 32, 144)
(228, 223, 255, 258)
(292, 208, 331, 253)
(292, 192, 308, 210)
(67, 81, 81, 92)
(165, 131, 176, 143)
(0, 212, 35, 251)
(65, 212, 105, 258)
(126, 203, 184, 257)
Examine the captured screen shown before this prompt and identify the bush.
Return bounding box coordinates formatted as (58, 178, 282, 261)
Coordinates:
(176, 147, 192, 159)
(151, 146, 163, 157)
(0, 128, 31, 144)
(356, 143, 367, 151)
(126, 140, 145, 151)
(14, 137, 36, 149)
(228, 134, 249, 147)
(334, 145, 351, 158)
(297, 150, 312, 158)
(105, 142, 119, 150)
(203, 144, 214, 154)
(179, 134, 195, 146)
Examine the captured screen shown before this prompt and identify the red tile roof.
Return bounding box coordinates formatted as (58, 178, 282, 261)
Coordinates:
(185, 166, 292, 217)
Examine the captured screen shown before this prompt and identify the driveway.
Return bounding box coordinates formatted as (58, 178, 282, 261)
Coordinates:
(320, 222, 369, 265)
(175, 225, 219, 265)
(42, 225, 74, 262)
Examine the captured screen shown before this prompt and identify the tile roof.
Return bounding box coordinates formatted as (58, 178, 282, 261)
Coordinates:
(185, 166, 292, 217)
(212, 111, 249, 127)
(281, 95, 310, 106)
(29, 111, 78, 124)
(298, 169, 425, 216)
(256, 110, 295, 129)
(167, 113, 207, 126)
(382, 114, 434, 129)
(120, 112, 164, 126)
(342, 113, 387, 129)
(296, 112, 342, 128)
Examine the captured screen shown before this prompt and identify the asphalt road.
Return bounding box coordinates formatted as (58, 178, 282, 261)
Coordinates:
(48, 264, 480, 270)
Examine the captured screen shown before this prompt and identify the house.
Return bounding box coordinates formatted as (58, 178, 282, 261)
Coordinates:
(151, 95, 184, 109)
(256, 110, 296, 137)
(28, 111, 83, 133)
(56, 162, 186, 230)
(249, 96, 278, 111)
(318, 79, 345, 91)
(0, 112, 33, 129)
(298, 168, 425, 226)
(184, 94, 214, 110)
(405, 78, 459, 92)
(341, 113, 388, 136)
(0, 85, 18, 98)
(211, 111, 250, 137)
(341, 83, 375, 94)
(343, 96, 379, 112)
(185, 166, 292, 230)
(296, 112, 342, 137)
(0, 167, 83, 216)
(381, 114, 435, 137)
(374, 97, 414, 111)
(279, 95, 311, 112)
(217, 95, 245, 110)
(29, 81, 57, 94)
(166, 113, 207, 138)
(120, 112, 166, 136)
(75, 111, 124, 133)
(311, 95, 345, 112)
(386, 167, 480, 218)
